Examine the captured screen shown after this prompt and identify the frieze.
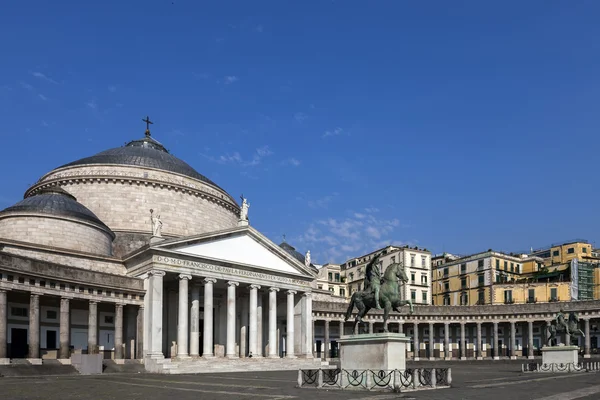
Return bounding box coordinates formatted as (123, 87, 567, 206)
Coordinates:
(154, 256, 311, 287)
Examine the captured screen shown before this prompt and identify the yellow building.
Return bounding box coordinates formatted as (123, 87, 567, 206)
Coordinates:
(492, 282, 571, 304)
(316, 263, 347, 298)
(530, 240, 593, 267)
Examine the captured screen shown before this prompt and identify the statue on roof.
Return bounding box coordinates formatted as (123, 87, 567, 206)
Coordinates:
(240, 195, 250, 221)
(150, 209, 162, 237)
(305, 250, 311, 268)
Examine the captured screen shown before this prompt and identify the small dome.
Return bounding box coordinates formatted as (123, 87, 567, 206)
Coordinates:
(53, 134, 226, 193)
(1, 187, 113, 237)
(279, 242, 317, 272)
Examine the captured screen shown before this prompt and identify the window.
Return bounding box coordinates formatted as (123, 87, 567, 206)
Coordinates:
(504, 290, 513, 304)
(411, 273, 415, 284)
(528, 289, 535, 303)
(410, 254, 415, 266)
(583, 248, 588, 254)
(328, 272, 333, 281)
(478, 260, 484, 270)
(11, 307, 27, 317)
(461, 278, 467, 288)
(349, 272, 354, 281)
(340, 288, 345, 297)
(478, 290, 485, 304)
(46, 310, 57, 320)
(329, 287, 334, 293)
(334, 273, 340, 282)
(496, 259, 500, 269)
(443, 295, 450, 305)
(444, 281, 449, 291)
(421, 256, 426, 267)
(421, 274, 427, 285)
(550, 287, 558, 301)
(553, 250, 560, 257)
(478, 274, 484, 285)
(443, 267, 449, 277)
(567, 248, 575, 254)
(460, 292, 468, 305)
(390, 256, 396, 264)
(411, 290, 416, 301)
(104, 316, 114, 324)
(504, 261, 508, 270)
(318, 285, 323, 289)
(460, 263, 466, 273)
(422, 291, 427, 303)
(515, 264, 520, 274)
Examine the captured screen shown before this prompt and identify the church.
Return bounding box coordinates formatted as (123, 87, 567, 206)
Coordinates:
(0, 121, 320, 373)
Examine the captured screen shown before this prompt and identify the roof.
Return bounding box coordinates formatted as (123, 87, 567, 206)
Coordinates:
(54, 135, 230, 196)
(0, 187, 114, 237)
(279, 242, 319, 273)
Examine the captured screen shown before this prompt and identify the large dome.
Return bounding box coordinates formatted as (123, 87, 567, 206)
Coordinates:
(56, 135, 228, 196)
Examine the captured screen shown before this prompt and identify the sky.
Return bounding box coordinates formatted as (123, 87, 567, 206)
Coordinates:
(1, 1, 600, 264)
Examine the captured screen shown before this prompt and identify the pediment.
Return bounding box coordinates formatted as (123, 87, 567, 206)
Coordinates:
(154, 227, 314, 278)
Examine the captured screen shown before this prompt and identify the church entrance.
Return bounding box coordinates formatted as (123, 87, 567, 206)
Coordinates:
(10, 328, 28, 358)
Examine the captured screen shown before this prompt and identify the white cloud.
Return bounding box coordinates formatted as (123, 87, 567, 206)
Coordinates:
(294, 112, 308, 122)
(202, 146, 273, 167)
(41, 120, 49, 127)
(218, 152, 243, 164)
(86, 100, 97, 109)
(224, 76, 238, 84)
(38, 94, 48, 101)
(20, 81, 34, 91)
(282, 158, 301, 167)
(108, 85, 117, 92)
(323, 127, 343, 138)
(307, 194, 337, 209)
(365, 207, 380, 213)
(32, 72, 58, 84)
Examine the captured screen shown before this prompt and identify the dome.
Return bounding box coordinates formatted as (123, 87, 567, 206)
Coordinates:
(1, 186, 113, 235)
(279, 242, 318, 272)
(55, 134, 227, 195)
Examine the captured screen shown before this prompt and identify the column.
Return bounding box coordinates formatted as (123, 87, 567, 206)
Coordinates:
(339, 320, 344, 337)
(476, 322, 482, 360)
(148, 270, 165, 356)
(369, 321, 374, 334)
(413, 322, 419, 360)
(240, 292, 249, 357)
(226, 281, 239, 358)
(444, 322, 450, 359)
(136, 306, 144, 359)
(286, 290, 296, 358)
(584, 319, 591, 358)
(510, 321, 516, 360)
(527, 321, 534, 359)
(460, 322, 466, 360)
(190, 284, 200, 357)
(268, 287, 279, 358)
(493, 321, 499, 360)
(0, 290, 7, 360)
(87, 300, 97, 355)
(428, 322, 435, 360)
(323, 320, 330, 360)
(303, 293, 313, 358)
(202, 278, 217, 358)
(58, 297, 70, 359)
(28, 294, 40, 359)
(114, 304, 124, 359)
(398, 322, 403, 334)
(257, 293, 264, 357)
(249, 284, 260, 357)
(177, 274, 191, 358)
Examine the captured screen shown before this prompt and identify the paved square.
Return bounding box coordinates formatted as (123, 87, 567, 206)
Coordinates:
(1, 362, 600, 400)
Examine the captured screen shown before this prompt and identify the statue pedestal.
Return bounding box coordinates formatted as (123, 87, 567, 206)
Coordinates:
(541, 346, 579, 365)
(338, 333, 410, 371)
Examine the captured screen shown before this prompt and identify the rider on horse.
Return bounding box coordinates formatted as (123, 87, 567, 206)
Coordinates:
(364, 252, 384, 310)
(555, 309, 569, 333)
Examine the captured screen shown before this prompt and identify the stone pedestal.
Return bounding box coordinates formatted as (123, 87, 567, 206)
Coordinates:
(338, 333, 411, 371)
(541, 346, 579, 365)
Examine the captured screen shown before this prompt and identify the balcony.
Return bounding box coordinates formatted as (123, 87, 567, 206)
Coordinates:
(504, 298, 515, 304)
(526, 297, 537, 304)
(549, 297, 560, 302)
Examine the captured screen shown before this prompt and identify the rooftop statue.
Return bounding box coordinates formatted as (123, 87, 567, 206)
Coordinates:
(240, 195, 250, 221)
(345, 251, 414, 333)
(150, 209, 162, 237)
(547, 309, 585, 346)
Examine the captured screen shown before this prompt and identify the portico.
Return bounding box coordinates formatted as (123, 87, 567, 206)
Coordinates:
(125, 226, 317, 372)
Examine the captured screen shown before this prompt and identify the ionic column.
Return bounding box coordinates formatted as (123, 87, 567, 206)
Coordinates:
(369, 321, 374, 334)
(148, 270, 165, 356)
(268, 287, 279, 358)
(429, 322, 435, 360)
(303, 292, 313, 358)
(444, 322, 450, 359)
(476, 322, 482, 360)
(584, 319, 591, 358)
(226, 281, 239, 358)
(240, 291, 249, 357)
(136, 306, 144, 359)
(87, 300, 97, 355)
(29, 294, 40, 359)
(413, 322, 419, 360)
(324, 320, 330, 360)
(493, 321, 499, 360)
(286, 290, 296, 358)
(0, 290, 7, 359)
(177, 274, 191, 358)
(114, 304, 124, 359)
(398, 322, 403, 334)
(257, 293, 264, 357)
(528, 321, 534, 359)
(202, 278, 217, 358)
(510, 321, 516, 360)
(249, 284, 260, 357)
(190, 284, 200, 357)
(58, 298, 70, 359)
(460, 322, 466, 360)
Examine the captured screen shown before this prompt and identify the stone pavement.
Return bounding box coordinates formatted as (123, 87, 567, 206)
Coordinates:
(1, 362, 600, 400)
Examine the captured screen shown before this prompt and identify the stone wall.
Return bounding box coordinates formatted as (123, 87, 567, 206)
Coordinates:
(0, 215, 113, 256)
(27, 165, 240, 245)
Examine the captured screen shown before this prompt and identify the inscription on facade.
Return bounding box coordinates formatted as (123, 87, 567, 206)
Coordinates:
(155, 256, 311, 287)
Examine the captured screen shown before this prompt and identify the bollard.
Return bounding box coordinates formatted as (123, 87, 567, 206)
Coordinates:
(297, 369, 303, 387)
(431, 368, 437, 388)
(447, 368, 452, 386)
(317, 369, 324, 388)
(412, 369, 419, 389)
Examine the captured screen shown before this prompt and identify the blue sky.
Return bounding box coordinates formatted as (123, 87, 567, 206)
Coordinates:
(1, 1, 599, 264)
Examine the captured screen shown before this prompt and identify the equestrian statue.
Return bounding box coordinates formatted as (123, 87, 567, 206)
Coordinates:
(546, 309, 584, 346)
(344, 251, 414, 334)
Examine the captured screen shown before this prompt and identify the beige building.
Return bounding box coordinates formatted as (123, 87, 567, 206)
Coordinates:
(341, 245, 432, 304)
(316, 264, 346, 298)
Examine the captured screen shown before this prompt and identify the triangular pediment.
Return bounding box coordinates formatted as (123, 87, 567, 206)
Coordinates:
(153, 227, 315, 278)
